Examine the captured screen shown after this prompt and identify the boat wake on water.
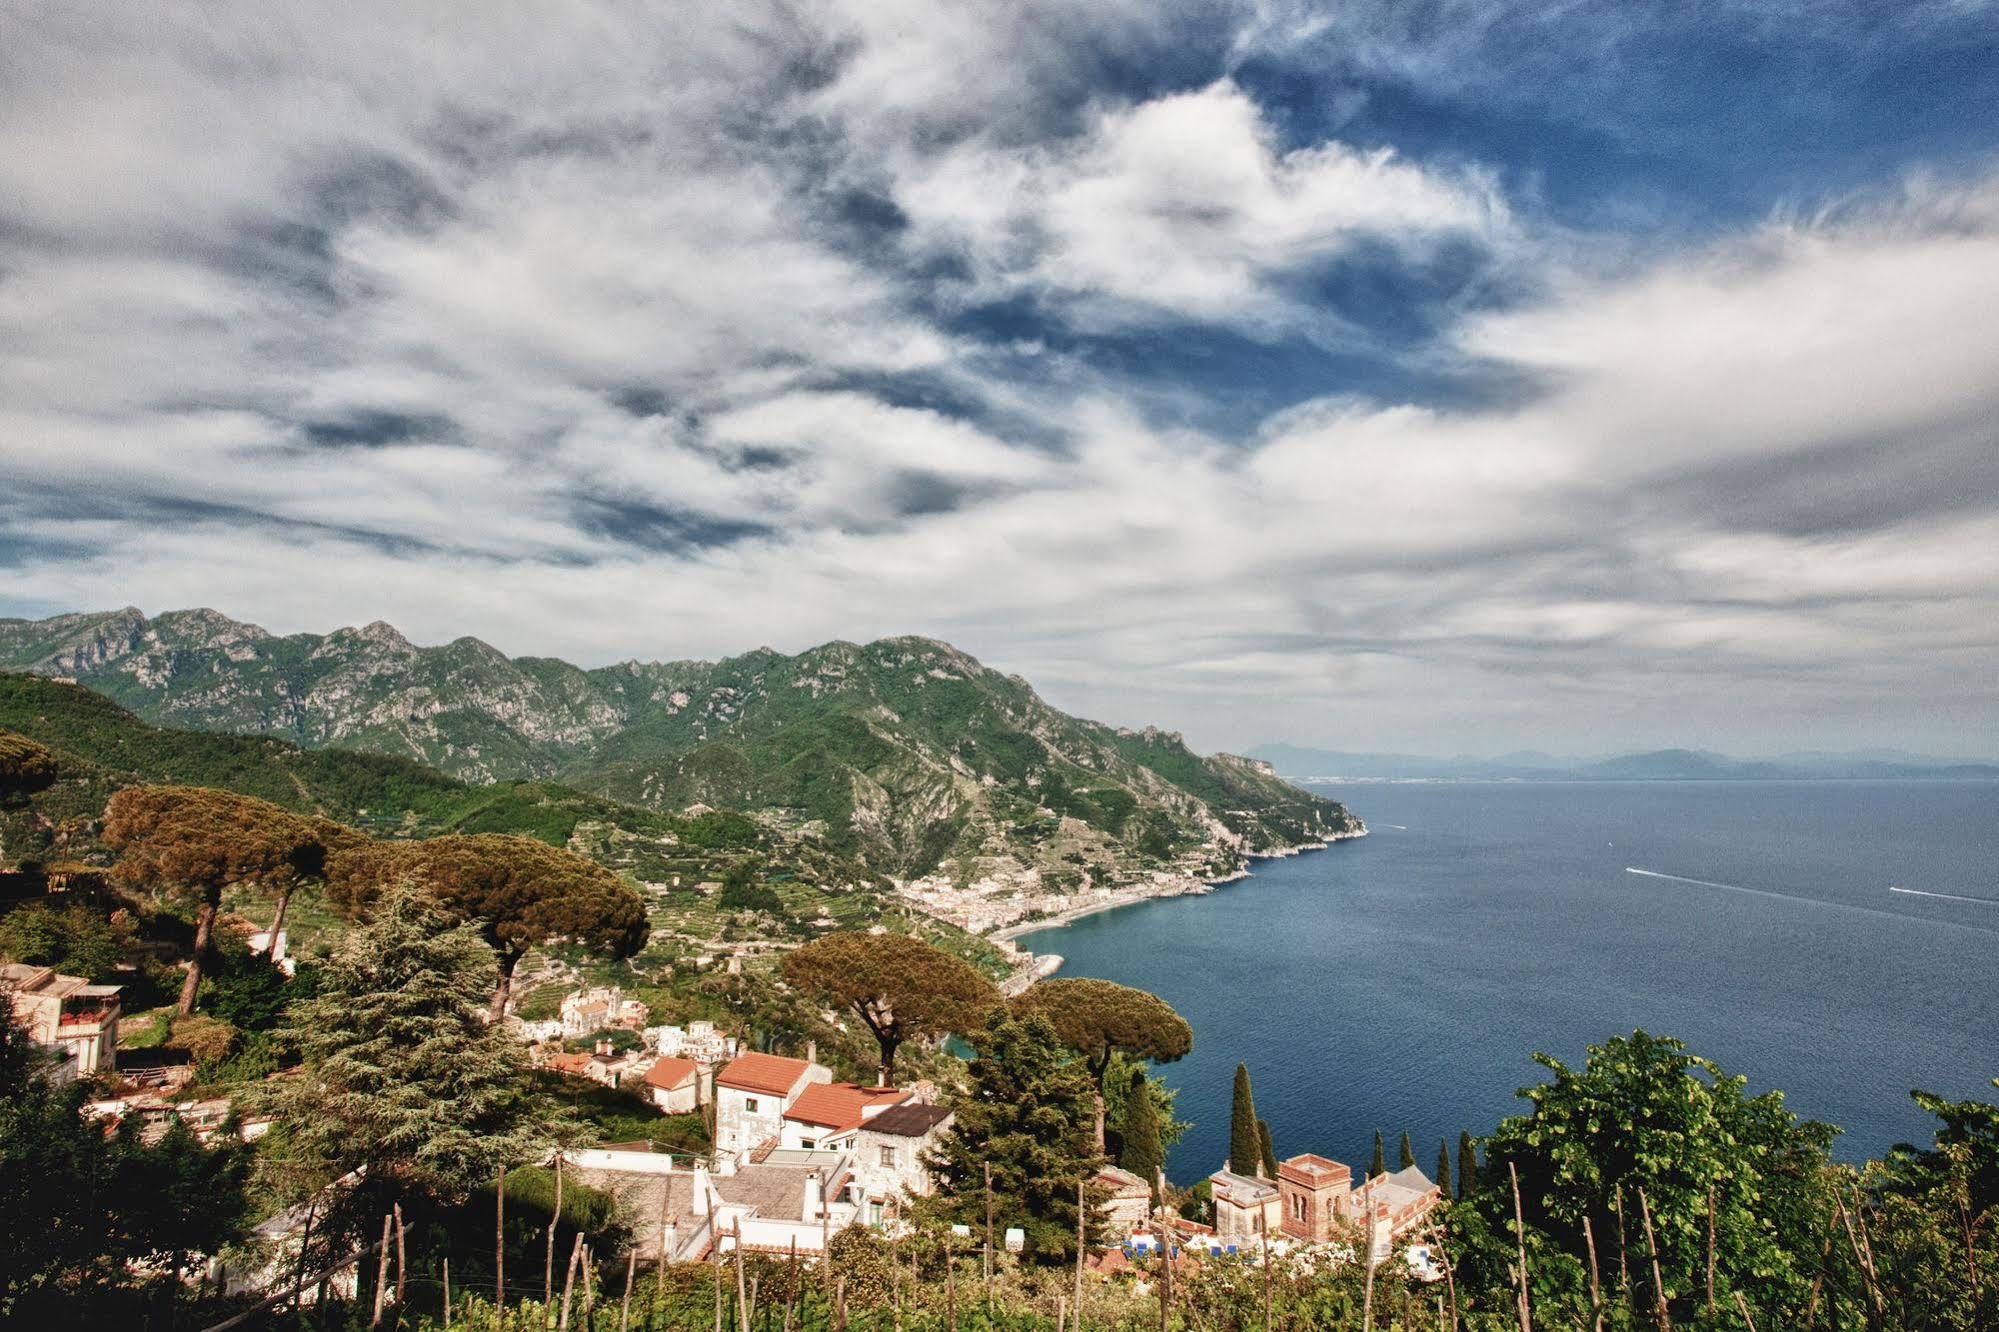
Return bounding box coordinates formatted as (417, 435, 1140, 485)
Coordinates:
(1889, 885, 1999, 907)
(1623, 867, 1999, 936)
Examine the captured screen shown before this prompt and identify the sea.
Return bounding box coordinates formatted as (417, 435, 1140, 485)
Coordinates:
(1015, 779, 1999, 1182)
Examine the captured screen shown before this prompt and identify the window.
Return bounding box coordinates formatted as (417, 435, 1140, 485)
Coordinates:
(878, 1145, 898, 1169)
(743, 1096, 759, 1113)
(1290, 1194, 1307, 1222)
(800, 1138, 816, 1151)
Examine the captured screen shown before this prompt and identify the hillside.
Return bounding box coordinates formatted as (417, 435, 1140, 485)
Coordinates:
(0, 672, 991, 975)
(1, 610, 1361, 883)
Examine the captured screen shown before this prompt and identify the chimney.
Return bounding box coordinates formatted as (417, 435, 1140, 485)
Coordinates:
(692, 1163, 711, 1216)
(806, 1039, 818, 1067)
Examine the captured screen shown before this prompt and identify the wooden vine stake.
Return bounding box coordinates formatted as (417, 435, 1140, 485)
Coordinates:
(1636, 1187, 1671, 1332)
(1509, 1163, 1531, 1332)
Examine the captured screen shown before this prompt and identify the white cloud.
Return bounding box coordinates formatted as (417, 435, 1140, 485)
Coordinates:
(2, 5, 1997, 758)
(897, 80, 1509, 329)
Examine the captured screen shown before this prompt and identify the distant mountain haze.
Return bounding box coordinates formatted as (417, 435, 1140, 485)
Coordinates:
(0, 608, 1357, 880)
(1250, 743, 1999, 782)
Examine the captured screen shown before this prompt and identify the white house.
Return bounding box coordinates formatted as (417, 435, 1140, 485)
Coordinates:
(849, 1102, 954, 1223)
(643, 1055, 703, 1114)
(2, 962, 120, 1082)
(713, 1052, 829, 1162)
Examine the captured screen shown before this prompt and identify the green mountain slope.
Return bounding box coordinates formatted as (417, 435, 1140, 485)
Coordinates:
(0, 674, 1005, 999)
(1, 610, 1361, 883)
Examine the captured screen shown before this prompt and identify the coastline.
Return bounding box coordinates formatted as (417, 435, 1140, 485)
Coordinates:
(995, 824, 1367, 975)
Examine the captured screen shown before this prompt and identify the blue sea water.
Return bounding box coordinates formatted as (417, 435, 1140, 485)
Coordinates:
(1015, 780, 1999, 1182)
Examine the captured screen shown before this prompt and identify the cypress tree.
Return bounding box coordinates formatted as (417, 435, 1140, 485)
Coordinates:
(1370, 1130, 1386, 1179)
(1457, 1131, 1480, 1198)
(1257, 1119, 1279, 1178)
(1120, 1067, 1163, 1198)
(1229, 1064, 1261, 1176)
(1436, 1140, 1453, 1200)
(1398, 1130, 1416, 1171)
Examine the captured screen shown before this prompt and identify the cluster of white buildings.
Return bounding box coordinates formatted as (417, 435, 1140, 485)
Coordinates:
(563, 1047, 955, 1261)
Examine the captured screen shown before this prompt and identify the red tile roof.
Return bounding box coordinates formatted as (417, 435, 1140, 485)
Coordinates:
(784, 1082, 908, 1131)
(644, 1056, 700, 1091)
(716, 1052, 814, 1097)
(544, 1052, 593, 1077)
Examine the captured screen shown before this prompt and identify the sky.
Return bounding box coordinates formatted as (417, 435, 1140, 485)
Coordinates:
(3, 2, 1998, 758)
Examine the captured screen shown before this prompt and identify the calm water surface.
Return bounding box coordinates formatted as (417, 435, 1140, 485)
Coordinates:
(1017, 780, 1999, 1181)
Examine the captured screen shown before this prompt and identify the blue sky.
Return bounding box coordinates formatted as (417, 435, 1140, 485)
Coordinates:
(2, 2, 1997, 756)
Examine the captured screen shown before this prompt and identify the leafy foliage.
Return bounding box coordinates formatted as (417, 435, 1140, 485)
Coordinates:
(1, 1000, 249, 1328)
(1451, 1029, 1837, 1324)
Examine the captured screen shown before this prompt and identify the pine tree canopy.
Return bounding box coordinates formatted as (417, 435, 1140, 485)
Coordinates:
(781, 930, 998, 1085)
(327, 831, 648, 1017)
(1016, 978, 1192, 1082)
(1458, 1130, 1480, 1198)
(1371, 1129, 1386, 1178)
(1437, 1139, 1454, 1200)
(1399, 1129, 1416, 1170)
(103, 784, 355, 1013)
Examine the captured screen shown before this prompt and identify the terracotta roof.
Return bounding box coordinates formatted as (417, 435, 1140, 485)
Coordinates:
(544, 1052, 593, 1077)
(784, 1082, 908, 1131)
(716, 1052, 814, 1097)
(864, 1103, 953, 1138)
(644, 1056, 700, 1090)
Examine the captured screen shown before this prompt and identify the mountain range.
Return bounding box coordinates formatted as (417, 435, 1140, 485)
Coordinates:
(0, 608, 1357, 884)
(1250, 743, 1999, 783)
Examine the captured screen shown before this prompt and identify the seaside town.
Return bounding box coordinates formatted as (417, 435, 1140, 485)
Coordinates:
(6, 956, 1442, 1288)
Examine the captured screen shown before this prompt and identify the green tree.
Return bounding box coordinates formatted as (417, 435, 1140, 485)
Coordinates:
(1371, 1129, 1386, 1179)
(925, 1009, 1103, 1260)
(1258, 1118, 1279, 1178)
(0, 900, 133, 982)
(1458, 1130, 1479, 1199)
(1120, 1065, 1164, 1198)
(781, 930, 997, 1085)
(1867, 1079, 1999, 1329)
(261, 883, 557, 1234)
(1450, 1030, 1836, 1325)
(1017, 977, 1191, 1151)
(2, 1001, 248, 1327)
(1230, 1063, 1261, 1176)
(1102, 1050, 1187, 1162)
(1399, 1129, 1416, 1171)
(1437, 1139, 1454, 1201)
(103, 785, 343, 1015)
(328, 832, 649, 1019)
(0, 729, 56, 803)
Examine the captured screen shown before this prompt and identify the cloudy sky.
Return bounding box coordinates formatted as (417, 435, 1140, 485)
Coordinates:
(4, 2, 1998, 757)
